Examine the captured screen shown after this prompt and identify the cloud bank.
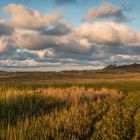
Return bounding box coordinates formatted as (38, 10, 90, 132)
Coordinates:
(0, 3, 139, 70)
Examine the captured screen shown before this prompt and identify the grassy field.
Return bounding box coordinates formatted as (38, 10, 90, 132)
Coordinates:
(0, 70, 140, 140)
(0, 85, 140, 139)
(1, 69, 140, 92)
(1, 78, 140, 93)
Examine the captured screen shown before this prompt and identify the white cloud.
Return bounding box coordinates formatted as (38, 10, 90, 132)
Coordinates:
(12, 21, 140, 53)
(84, 3, 127, 22)
(0, 36, 16, 53)
(0, 59, 37, 67)
(111, 55, 140, 61)
(3, 4, 63, 30)
(0, 4, 139, 70)
(76, 22, 140, 47)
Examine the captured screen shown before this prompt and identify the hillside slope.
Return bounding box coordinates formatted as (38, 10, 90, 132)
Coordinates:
(103, 63, 140, 72)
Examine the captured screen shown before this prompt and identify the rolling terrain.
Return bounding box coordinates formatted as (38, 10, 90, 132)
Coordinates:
(0, 63, 140, 92)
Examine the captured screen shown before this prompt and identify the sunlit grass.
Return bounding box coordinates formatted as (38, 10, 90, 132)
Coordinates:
(0, 86, 140, 140)
(2, 79, 140, 93)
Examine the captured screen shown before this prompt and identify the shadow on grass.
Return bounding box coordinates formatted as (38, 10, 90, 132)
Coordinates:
(0, 94, 66, 126)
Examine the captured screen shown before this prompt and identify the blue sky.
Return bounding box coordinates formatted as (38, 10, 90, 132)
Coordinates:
(0, 0, 140, 29)
(0, 0, 140, 71)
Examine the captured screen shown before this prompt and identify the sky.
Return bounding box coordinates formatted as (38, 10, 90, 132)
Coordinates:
(0, 0, 140, 71)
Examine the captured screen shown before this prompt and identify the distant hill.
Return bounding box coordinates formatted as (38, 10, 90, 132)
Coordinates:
(103, 63, 140, 72)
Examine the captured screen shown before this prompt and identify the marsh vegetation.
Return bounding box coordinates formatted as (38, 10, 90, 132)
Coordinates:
(0, 86, 140, 140)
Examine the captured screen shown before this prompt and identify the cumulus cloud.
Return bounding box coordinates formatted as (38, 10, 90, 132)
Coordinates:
(3, 4, 63, 30)
(0, 20, 14, 36)
(40, 21, 72, 36)
(0, 4, 139, 70)
(0, 59, 38, 68)
(75, 22, 140, 47)
(84, 3, 127, 22)
(0, 36, 16, 53)
(112, 54, 140, 61)
(14, 21, 140, 53)
(14, 32, 57, 50)
(13, 27, 91, 53)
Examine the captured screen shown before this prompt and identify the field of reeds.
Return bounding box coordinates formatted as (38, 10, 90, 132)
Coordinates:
(0, 85, 140, 140)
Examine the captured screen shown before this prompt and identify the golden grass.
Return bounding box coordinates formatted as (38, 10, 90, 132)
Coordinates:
(0, 86, 139, 140)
